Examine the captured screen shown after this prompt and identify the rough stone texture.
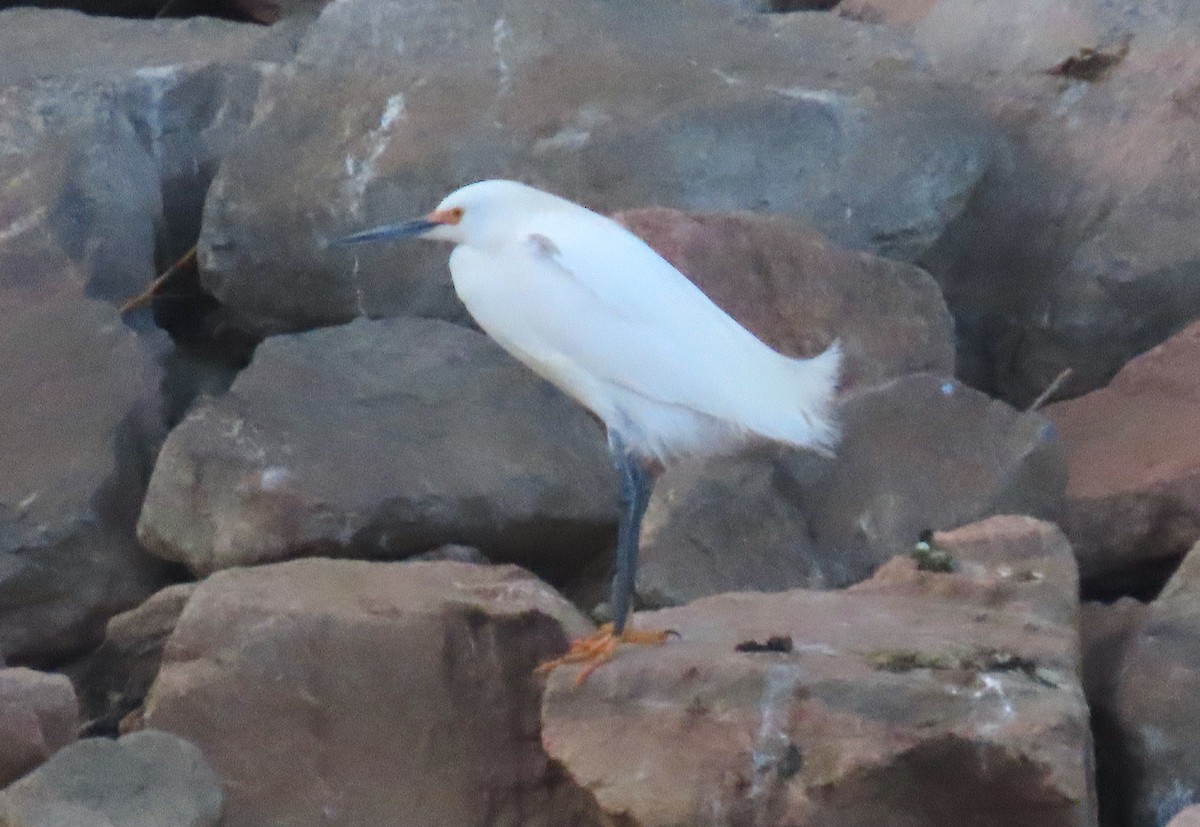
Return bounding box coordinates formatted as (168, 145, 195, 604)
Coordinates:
(64, 584, 197, 738)
(0, 730, 222, 827)
(199, 0, 992, 336)
(144, 559, 598, 827)
(137, 317, 616, 578)
(637, 373, 1065, 606)
(0, 296, 170, 664)
(0, 669, 79, 788)
(911, 0, 1200, 404)
(837, 0, 937, 25)
(615, 208, 955, 391)
(544, 516, 1096, 827)
(1170, 806, 1200, 827)
(1110, 540, 1200, 827)
(1045, 320, 1200, 592)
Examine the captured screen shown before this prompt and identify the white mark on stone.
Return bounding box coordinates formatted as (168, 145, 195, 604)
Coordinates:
(492, 17, 513, 97)
(769, 86, 840, 106)
(350, 257, 367, 316)
(342, 93, 406, 219)
(710, 66, 744, 86)
(749, 663, 802, 799)
(972, 674, 1016, 736)
(0, 209, 46, 246)
(533, 105, 608, 154)
(259, 466, 290, 492)
(18, 491, 39, 512)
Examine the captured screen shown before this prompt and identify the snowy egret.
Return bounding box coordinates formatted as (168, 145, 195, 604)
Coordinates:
(336, 180, 841, 679)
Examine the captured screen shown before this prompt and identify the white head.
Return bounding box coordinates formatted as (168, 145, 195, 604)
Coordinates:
(335, 180, 573, 251)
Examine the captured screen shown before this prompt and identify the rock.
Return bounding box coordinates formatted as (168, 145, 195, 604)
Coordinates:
(1045, 320, 1200, 593)
(615, 208, 955, 391)
(1170, 806, 1200, 827)
(0, 730, 222, 827)
(543, 516, 1096, 826)
(199, 0, 992, 337)
(0, 296, 171, 664)
(1109, 540, 1200, 827)
(637, 374, 1065, 606)
(64, 584, 197, 738)
(144, 559, 597, 827)
(912, 1, 1200, 403)
(837, 0, 937, 25)
(0, 669, 79, 788)
(137, 317, 616, 577)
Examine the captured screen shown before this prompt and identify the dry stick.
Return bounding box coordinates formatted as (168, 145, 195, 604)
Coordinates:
(120, 245, 198, 314)
(1027, 368, 1073, 412)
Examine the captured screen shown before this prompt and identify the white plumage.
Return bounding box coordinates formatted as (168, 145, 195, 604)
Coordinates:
(426, 180, 841, 463)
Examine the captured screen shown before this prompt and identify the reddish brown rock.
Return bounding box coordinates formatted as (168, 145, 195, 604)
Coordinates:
(145, 559, 600, 827)
(1045, 320, 1200, 591)
(1110, 540, 1200, 827)
(0, 668, 79, 787)
(544, 516, 1095, 827)
(616, 209, 954, 392)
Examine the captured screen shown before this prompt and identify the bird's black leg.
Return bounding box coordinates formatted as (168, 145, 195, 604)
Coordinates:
(607, 431, 653, 636)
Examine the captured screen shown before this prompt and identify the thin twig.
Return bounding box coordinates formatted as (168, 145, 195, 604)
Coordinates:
(120, 245, 197, 314)
(1027, 368, 1073, 411)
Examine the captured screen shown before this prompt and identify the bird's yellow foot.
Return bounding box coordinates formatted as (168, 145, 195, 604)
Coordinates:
(536, 623, 675, 684)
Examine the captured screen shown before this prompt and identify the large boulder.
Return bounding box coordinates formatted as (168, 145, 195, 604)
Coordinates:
(637, 374, 1065, 606)
(0, 669, 79, 788)
(0, 730, 222, 827)
(0, 296, 169, 664)
(543, 515, 1096, 826)
(615, 208, 955, 391)
(1045, 320, 1200, 593)
(198, 0, 994, 337)
(137, 317, 616, 577)
(909, 0, 1200, 403)
(143, 559, 598, 827)
(1109, 541, 1200, 827)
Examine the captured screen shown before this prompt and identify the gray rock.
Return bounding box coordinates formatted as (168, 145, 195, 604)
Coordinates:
(144, 559, 596, 827)
(638, 374, 1065, 606)
(137, 317, 617, 576)
(198, 0, 994, 336)
(0, 731, 222, 827)
(0, 296, 170, 664)
(0, 669, 79, 788)
(64, 585, 197, 738)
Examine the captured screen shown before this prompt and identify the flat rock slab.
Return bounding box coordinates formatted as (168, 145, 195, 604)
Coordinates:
(637, 373, 1065, 606)
(616, 208, 954, 391)
(1045, 320, 1200, 591)
(544, 516, 1096, 827)
(137, 316, 616, 577)
(0, 730, 222, 827)
(0, 668, 78, 788)
(199, 0, 992, 336)
(144, 559, 597, 827)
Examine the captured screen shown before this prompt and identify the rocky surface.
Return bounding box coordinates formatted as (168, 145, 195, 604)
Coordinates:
(0, 730, 222, 827)
(637, 374, 1065, 606)
(616, 208, 955, 391)
(909, 0, 1200, 403)
(0, 669, 79, 788)
(143, 559, 596, 827)
(64, 584, 197, 737)
(1107, 541, 1200, 827)
(137, 317, 616, 578)
(198, 0, 992, 336)
(544, 515, 1096, 826)
(1045, 320, 1200, 594)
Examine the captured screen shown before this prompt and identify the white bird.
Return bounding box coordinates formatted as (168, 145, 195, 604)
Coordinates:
(336, 180, 841, 678)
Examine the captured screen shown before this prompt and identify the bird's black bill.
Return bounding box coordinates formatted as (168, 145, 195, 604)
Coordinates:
(331, 218, 440, 246)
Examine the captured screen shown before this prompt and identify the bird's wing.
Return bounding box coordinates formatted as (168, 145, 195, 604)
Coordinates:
(513, 210, 790, 421)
